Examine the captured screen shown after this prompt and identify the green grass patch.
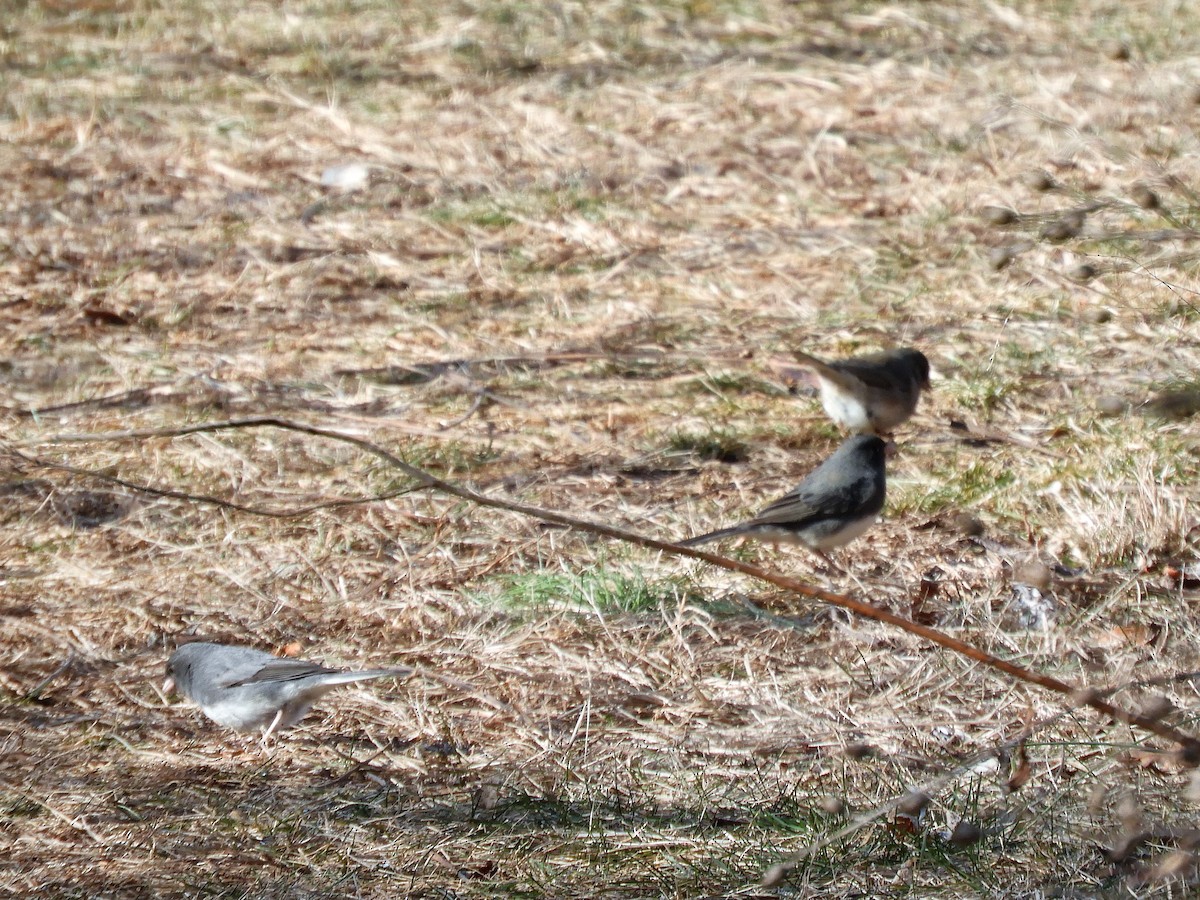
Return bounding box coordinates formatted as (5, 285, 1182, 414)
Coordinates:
(426, 198, 518, 229)
(480, 569, 697, 615)
(663, 426, 750, 463)
(687, 370, 787, 397)
(897, 460, 1017, 517)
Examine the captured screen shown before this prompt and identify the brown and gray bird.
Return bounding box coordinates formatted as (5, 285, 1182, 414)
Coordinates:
(679, 434, 888, 556)
(786, 347, 930, 435)
(164, 641, 411, 742)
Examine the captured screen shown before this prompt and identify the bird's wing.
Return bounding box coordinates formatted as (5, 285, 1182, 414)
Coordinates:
(744, 487, 823, 527)
(749, 467, 882, 526)
(226, 658, 340, 687)
(830, 354, 914, 392)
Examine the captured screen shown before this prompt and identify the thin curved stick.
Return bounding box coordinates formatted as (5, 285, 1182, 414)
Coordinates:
(13, 415, 1200, 761)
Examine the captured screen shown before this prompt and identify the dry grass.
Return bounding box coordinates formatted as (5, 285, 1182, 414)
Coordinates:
(4, 0, 1200, 896)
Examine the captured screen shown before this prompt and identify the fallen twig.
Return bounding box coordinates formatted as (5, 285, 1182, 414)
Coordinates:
(12, 416, 1200, 763)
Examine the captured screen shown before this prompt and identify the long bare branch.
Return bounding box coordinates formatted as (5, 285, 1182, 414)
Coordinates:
(14, 415, 1200, 760)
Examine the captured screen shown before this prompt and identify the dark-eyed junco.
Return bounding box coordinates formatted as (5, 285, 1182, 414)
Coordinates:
(679, 434, 888, 557)
(784, 347, 930, 435)
(164, 642, 412, 742)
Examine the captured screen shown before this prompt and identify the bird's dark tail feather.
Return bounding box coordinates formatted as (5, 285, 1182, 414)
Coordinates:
(677, 526, 742, 548)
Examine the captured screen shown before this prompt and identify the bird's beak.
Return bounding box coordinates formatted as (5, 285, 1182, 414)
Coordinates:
(162, 676, 176, 696)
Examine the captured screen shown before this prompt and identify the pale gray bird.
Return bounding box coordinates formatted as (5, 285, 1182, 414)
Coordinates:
(164, 641, 411, 742)
(679, 434, 888, 557)
(787, 347, 931, 435)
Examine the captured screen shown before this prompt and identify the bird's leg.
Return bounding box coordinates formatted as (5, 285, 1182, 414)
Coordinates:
(827, 551, 873, 595)
(260, 710, 284, 751)
(809, 550, 872, 597)
(810, 549, 847, 577)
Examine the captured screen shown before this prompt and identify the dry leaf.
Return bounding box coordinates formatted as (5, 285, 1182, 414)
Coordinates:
(1007, 741, 1032, 793)
(949, 818, 983, 847)
(1120, 750, 1187, 774)
(1092, 624, 1155, 648)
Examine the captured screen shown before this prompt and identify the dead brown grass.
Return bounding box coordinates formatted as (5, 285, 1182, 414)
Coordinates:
(4, 0, 1200, 897)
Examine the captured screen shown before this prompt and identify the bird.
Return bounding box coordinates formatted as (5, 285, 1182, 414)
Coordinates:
(164, 641, 412, 743)
(784, 347, 930, 435)
(678, 434, 888, 560)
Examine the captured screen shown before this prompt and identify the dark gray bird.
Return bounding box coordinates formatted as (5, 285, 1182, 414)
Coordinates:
(787, 347, 930, 435)
(164, 642, 411, 742)
(679, 434, 888, 556)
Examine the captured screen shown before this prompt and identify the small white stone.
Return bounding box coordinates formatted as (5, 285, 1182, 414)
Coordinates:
(320, 163, 370, 192)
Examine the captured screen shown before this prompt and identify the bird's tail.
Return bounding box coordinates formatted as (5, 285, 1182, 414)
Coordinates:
(677, 526, 742, 548)
(789, 350, 837, 378)
(788, 349, 866, 397)
(318, 667, 413, 686)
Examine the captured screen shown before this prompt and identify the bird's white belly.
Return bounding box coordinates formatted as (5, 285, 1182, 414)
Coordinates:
(749, 514, 876, 551)
(819, 384, 870, 431)
(811, 514, 875, 550)
(203, 697, 278, 731)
